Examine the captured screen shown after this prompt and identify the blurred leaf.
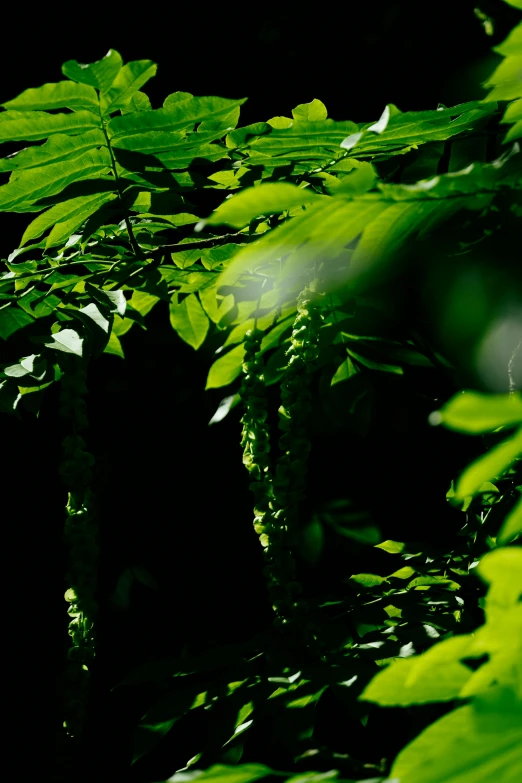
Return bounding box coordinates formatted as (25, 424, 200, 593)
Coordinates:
(431, 391, 522, 434)
(166, 764, 273, 783)
(455, 428, 522, 499)
(497, 491, 522, 544)
(391, 697, 522, 783)
(360, 652, 471, 706)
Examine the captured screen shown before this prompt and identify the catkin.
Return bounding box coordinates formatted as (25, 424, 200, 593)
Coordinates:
(58, 361, 98, 739)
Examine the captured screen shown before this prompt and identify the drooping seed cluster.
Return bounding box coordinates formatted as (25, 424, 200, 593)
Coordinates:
(274, 288, 322, 545)
(58, 362, 98, 739)
(239, 288, 322, 634)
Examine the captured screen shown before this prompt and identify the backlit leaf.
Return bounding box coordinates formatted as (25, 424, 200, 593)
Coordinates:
(169, 293, 209, 349)
(62, 49, 123, 91)
(431, 391, 522, 434)
(44, 328, 83, 356)
(0, 110, 100, 143)
(101, 60, 158, 114)
(1, 81, 98, 112)
(205, 182, 323, 228)
(455, 428, 522, 499)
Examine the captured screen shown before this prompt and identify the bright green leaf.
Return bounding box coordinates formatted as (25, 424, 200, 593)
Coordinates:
(206, 343, 245, 389)
(62, 49, 123, 92)
(0, 129, 106, 173)
(360, 654, 471, 706)
(204, 182, 322, 229)
(431, 391, 522, 434)
(0, 110, 100, 143)
(292, 99, 328, 122)
(375, 540, 406, 554)
(104, 331, 124, 358)
(101, 60, 157, 114)
(455, 428, 522, 499)
(2, 80, 98, 112)
(391, 698, 522, 783)
(0, 149, 112, 212)
(497, 491, 522, 544)
(169, 293, 209, 349)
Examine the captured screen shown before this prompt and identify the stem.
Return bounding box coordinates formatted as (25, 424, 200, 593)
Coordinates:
(508, 341, 521, 395)
(99, 110, 144, 259)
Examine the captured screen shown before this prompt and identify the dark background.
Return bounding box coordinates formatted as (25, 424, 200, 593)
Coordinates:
(2, 1, 519, 779)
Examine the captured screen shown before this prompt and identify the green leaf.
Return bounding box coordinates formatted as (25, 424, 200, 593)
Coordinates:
(206, 343, 245, 389)
(331, 355, 358, 385)
(360, 652, 471, 706)
(101, 60, 157, 114)
(292, 99, 328, 121)
(431, 391, 522, 434)
(349, 573, 386, 588)
(391, 697, 522, 783)
(204, 182, 323, 228)
(62, 49, 123, 92)
(44, 328, 83, 356)
(120, 91, 152, 113)
(108, 96, 247, 137)
(46, 193, 116, 247)
(129, 290, 160, 316)
(0, 149, 112, 212)
(347, 200, 440, 288)
(347, 348, 403, 374)
(0, 110, 100, 143)
(2, 81, 98, 112)
(167, 764, 273, 783)
(163, 91, 194, 108)
(503, 0, 522, 8)
(0, 129, 106, 172)
(375, 540, 406, 553)
(334, 162, 377, 196)
(103, 331, 124, 358)
(79, 302, 110, 333)
(208, 394, 240, 425)
(169, 293, 209, 349)
(497, 491, 522, 544)
(20, 192, 115, 246)
(455, 428, 522, 499)
(0, 304, 34, 339)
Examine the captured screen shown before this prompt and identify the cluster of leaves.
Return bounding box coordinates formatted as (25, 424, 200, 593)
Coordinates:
(1, 24, 521, 414)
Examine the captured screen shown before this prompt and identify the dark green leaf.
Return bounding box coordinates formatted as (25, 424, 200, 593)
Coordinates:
(0, 303, 34, 339)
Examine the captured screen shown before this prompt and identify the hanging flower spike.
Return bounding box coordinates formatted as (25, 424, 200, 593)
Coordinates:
(58, 360, 98, 739)
(239, 329, 295, 624)
(270, 287, 323, 630)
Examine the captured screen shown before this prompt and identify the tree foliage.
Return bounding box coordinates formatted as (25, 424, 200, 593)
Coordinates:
(1, 3, 521, 782)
